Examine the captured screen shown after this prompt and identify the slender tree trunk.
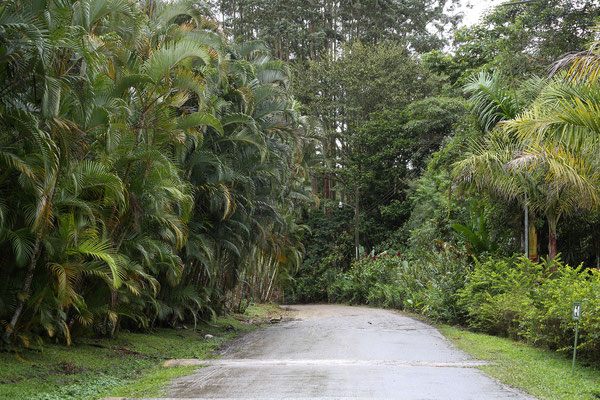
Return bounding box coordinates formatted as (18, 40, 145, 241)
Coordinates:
(109, 290, 119, 337)
(354, 184, 360, 260)
(529, 219, 538, 261)
(331, 178, 335, 201)
(264, 261, 278, 302)
(446, 166, 452, 220)
(548, 214, 558, 262)
(252, 253, 259, 300)
(4, 236, 42, 341)
(524, 195, 529, 258)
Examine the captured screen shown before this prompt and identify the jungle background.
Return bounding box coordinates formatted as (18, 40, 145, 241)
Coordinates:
(2, 0, 600, 367)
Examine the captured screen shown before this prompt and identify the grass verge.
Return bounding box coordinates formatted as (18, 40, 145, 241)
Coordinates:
(439, 325, 600, 400)
(0, 303, 286, 400)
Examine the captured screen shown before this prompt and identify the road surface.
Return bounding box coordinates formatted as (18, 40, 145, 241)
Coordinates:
(152, 304, 537, 399)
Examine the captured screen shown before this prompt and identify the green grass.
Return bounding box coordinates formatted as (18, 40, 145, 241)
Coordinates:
(0, 303, 286, 400)
(439, 325, 600, 400)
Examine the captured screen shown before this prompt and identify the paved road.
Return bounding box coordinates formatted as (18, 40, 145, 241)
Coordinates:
(152, 305, 537, 399)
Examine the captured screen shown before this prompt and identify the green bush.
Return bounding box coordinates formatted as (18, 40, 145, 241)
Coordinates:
(327, 253, 402, 306)
(327, 249, 470, 322)
(459, 256, 600, 359)
(458, 256, 540, 338)
(327, 272, 357, 303)
(366, 282, 404, 308)
(523, 262, 600, 358)
(404, 250, 471, 323)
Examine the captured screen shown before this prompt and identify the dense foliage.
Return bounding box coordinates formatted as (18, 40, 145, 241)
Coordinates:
(3, 0, 600, 372)
(0, 0, 315, 346)
(291, 0, 600, 291)
(208, 0, 460, 60)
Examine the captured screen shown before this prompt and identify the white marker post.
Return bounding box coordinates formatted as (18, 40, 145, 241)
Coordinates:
(572, 302, 581, 377)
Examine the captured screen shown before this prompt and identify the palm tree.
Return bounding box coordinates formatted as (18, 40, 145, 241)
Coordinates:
(457, 49, 600, 261)
(457, 71, 544, 258)
(180, 39, 316, 303)
(454, 128, 599, 261)
(499, 40, 600, 260)
(0, 0, 138, 340)
(0, 0, 315, 344)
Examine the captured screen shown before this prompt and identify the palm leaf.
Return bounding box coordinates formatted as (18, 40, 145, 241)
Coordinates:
(69, 239, 122, 288)
(177, 112, 223, 135)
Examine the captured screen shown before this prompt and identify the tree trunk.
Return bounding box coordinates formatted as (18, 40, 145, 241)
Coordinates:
(528, 221, 538, 261)
(109, 289, 119, 337)
(264, 261, 278, 302)
(548, 214, 558, 262)
(524, 195, 529, 258)
(354, 184, 360, 260)
(4, 236, 42, 341)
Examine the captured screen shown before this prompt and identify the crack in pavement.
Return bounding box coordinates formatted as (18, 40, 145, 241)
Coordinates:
(163, 358, 492, 368)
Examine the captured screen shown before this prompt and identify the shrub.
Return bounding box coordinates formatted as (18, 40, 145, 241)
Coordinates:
(458, 256, 540, 338)
(327, 248, 470, 322)
(366, 282, 404, 308)
(459, 256, 600, 359)
(399, 249, 471, 323)
(327, 253, 402, 305)
(523, 262, 600, 358)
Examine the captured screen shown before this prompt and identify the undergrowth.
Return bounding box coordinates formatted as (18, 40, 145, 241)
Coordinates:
(0, 303, 284, 400)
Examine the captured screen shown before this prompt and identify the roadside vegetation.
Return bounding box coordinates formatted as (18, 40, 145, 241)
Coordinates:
(0, 0, 314, 347)
(0, 303, 284, 400)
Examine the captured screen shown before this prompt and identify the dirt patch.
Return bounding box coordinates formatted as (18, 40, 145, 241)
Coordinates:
(110, 346, 146, 358)
(0, 377, 23, 385)
(48, 361, 84, 376)
(234, 305, 297, 326)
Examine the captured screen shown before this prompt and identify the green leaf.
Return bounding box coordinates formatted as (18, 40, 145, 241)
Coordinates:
(177, 112, 223, 135)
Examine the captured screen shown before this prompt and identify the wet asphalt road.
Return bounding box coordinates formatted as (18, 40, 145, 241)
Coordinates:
(151, 304, 537, 399)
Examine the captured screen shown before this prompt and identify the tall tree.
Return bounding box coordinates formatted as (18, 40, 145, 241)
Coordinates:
(209, 0, 461, 61)
(424, 0, 600, 85)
